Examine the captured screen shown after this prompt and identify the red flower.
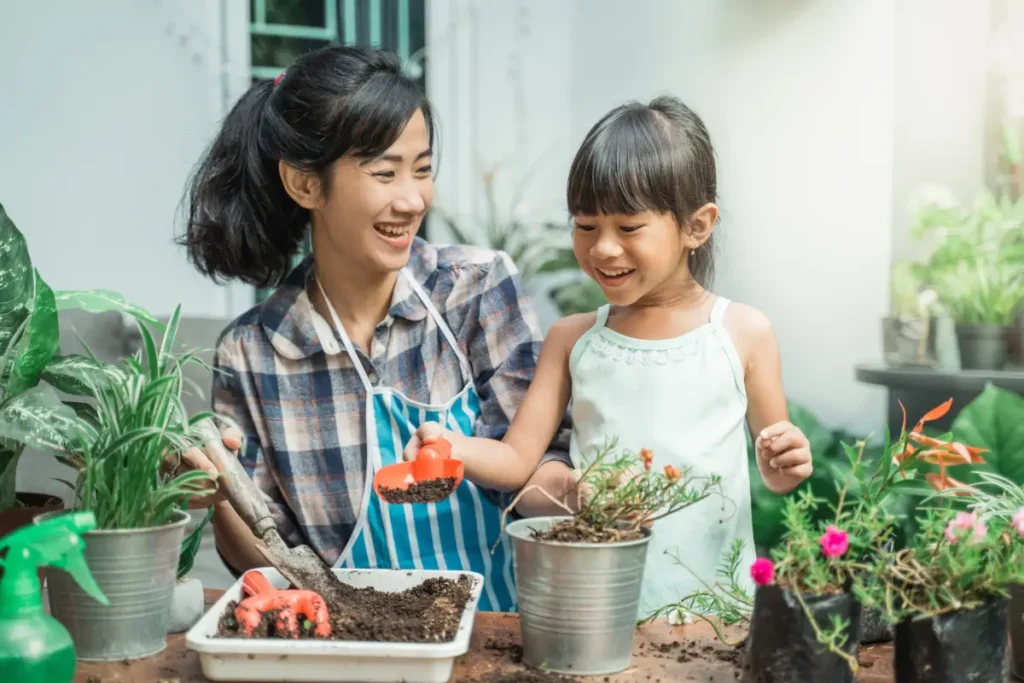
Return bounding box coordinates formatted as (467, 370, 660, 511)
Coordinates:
(819, 525, 850, 558)
(663, 465, 680, 482)
(750, 558, 774, 586)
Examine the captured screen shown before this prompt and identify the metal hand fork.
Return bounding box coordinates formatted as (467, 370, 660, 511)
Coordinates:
(195, 420, 350, 608)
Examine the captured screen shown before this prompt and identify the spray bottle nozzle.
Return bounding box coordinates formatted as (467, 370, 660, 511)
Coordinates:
(0, 511, 108, 619)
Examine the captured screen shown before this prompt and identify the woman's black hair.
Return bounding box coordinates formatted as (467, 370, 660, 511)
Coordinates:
(566, 95, 717, 286)
(181, 46, 435, 287)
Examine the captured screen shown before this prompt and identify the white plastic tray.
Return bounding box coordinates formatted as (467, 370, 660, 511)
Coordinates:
(185, 567, 484, 682)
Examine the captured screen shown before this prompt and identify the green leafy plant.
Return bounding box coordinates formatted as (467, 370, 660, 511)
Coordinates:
(864, 506, 1024, 623)
(0, 202, 158, 512)
(432, 168, 605, 316)
(57, 306, 216, 530)
(503, 437, 723, 544)
(909, 187, 1024, 325)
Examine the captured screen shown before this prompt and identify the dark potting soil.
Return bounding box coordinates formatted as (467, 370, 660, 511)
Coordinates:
(476, 672, 579, 683)
(378, 477, 456, 504)
(215, 574, 473, 643)
(638, 637, 746, 672)
(529, 517, 645, 543)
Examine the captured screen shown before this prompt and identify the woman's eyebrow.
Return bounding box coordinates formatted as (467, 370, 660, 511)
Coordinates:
(360, 149, 433, 165)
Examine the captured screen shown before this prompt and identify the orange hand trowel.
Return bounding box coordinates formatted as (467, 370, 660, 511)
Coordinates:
(373, 438, 464, 504)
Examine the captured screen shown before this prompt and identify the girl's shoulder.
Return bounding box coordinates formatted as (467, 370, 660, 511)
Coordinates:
(717, 297, 778, 370)
(543, 311, 600, 357)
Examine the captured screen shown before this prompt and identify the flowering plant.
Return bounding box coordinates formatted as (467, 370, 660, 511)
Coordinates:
(862, 505, 1024, 623)
(504, 436, 723, 544)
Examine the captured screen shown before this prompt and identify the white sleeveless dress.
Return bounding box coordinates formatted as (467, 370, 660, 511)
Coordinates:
(568, 296, 757, 618)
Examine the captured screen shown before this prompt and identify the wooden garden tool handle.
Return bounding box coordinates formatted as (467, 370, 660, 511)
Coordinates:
(194, 418, 279, 539)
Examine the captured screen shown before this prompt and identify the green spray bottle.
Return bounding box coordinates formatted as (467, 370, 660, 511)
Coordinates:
(0, 511, 109, 682)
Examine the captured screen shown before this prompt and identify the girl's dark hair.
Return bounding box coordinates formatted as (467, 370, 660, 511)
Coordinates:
(566, 95, 717, 285)
(181, 46, 434, 287)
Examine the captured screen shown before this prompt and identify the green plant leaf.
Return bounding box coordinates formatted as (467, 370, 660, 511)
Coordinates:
(0, 384, 81, 453)
(41, 354, 125, 396)
(0, 446, 21, 510)
(950, 383, 1024, 485)
(0, 204, 35, 390)
(534, 248, 581, 275)
(8, 271, 59, 395)
(54, 289, 159, 326)
(177, 505, 214, 579)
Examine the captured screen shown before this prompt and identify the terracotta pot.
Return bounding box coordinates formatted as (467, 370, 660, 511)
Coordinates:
(0, 492, 65, 584)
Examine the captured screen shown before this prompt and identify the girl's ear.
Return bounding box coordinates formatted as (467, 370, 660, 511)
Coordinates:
(685, 202, 719, 249)
(279, 160, 324, 209)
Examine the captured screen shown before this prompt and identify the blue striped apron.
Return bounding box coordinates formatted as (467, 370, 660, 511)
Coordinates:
(315, 268, 516, 612)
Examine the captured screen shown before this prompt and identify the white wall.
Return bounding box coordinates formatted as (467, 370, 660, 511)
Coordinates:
(429, 0, 897, 435)
(0, 0, 250, 320)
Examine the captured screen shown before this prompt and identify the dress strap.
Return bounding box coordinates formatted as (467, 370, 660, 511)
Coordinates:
(594, 304, 611, 328)
(710, 296, 731, 327)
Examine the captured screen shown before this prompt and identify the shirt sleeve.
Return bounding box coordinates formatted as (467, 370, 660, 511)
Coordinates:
(212, 333, 304, 547)
(465, 251, 574, 485)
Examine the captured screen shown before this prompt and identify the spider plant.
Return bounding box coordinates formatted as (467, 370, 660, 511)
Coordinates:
(61, 305, 216, 530)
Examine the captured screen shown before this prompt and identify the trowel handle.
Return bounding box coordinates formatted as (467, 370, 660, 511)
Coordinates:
(194, 418, 278, 538)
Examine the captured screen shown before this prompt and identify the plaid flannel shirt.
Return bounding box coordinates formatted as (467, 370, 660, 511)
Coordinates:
(212, 238, 571, 567)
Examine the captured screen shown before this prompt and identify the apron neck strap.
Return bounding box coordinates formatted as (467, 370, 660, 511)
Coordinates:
(314, 268, 473, 389)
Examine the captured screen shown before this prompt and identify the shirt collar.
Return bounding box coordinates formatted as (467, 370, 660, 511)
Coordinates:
(260, 238, 436, 360)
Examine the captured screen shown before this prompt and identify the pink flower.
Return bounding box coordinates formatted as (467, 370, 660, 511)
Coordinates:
(750, 558, 774, 586)
(819, 525, 850, 558)
(945, 511, 987, 544)
(1013, 508, 1024, 537)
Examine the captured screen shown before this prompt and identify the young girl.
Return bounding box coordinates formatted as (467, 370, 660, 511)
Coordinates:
(406, 95, 812, 616)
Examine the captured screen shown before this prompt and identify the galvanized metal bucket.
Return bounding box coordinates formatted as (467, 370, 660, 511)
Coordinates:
(39, 509, 190, 661)
(506, 516, 651, 675)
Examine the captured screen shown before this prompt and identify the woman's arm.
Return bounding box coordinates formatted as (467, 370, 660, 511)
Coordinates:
(208, 334, 304, 574)
(725, 302, 812, 494)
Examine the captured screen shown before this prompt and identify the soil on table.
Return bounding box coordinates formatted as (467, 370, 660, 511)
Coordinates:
(639, 637, 746, 674)
(215, 574, 473, 643)
(378, 476, 456, 504)
(529, 516, 645, 543)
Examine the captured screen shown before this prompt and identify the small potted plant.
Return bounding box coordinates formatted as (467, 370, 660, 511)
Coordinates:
(928, 470, 1024, 679)
(0, 202, 158, 547)
(501, 438, 722, 676)
(910, 186, 1024, 370)
(865, 506, 1022, 683)
(31, 306, 217, 660)
(882, 260, 938, 368)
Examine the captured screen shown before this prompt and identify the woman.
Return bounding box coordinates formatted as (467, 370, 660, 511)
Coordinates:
(177, 45, 572, 611)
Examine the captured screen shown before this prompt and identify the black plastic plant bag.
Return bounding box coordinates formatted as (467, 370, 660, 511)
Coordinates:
(859, 539, 895, 644)
(744, 585, 861, 683)
(894, 596, 1009, 683)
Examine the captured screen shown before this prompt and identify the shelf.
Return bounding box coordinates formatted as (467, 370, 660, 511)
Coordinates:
(854, 363, 1024, 393)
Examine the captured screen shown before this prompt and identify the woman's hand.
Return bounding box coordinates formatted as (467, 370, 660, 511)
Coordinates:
(163, 427, 243, 509)
(756, 420, 813, 493)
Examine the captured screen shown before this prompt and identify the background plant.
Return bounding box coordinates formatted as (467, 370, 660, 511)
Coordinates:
(432, 167, 606, 316)
(0, 202, 160, 512)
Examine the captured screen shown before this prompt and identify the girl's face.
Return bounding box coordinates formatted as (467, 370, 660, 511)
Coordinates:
(312, 109, 434, 275)
(572, 210, 705, 306)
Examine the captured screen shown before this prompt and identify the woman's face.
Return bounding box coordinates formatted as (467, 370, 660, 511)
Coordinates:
(314, 109, 434, 275)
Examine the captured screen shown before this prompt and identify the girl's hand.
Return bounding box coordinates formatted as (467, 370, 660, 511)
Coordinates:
(402, 421, 452, 462)
(756, 421, 813, 493)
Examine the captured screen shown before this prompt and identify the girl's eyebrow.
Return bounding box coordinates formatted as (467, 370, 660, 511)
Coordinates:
(360, 149, 432, 165)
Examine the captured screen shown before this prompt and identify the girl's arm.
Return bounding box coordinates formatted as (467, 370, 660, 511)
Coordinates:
(725, 303, 812, 494)
(405, 313, 591, 493)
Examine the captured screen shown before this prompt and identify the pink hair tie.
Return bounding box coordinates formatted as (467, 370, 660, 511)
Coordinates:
(274, 71, 285, 85)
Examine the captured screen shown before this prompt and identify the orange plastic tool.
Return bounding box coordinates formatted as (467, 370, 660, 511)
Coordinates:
(372, 437, 464, 500)
(235, 570, 331, 638)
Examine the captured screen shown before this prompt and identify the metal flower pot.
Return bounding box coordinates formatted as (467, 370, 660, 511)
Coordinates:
(1011, 584, 1024, 680)
(955, 323, 1009, 371)
(39, 509, 190, 661)
(505, 516, 651, 676)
